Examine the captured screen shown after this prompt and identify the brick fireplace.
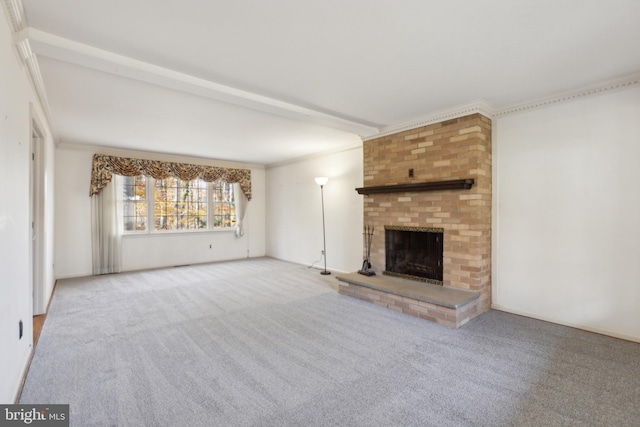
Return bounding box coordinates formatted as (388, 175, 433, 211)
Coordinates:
(338, 113, 491, 327)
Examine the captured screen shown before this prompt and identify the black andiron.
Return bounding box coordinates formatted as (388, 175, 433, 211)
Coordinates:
(358, 225, 376, 276)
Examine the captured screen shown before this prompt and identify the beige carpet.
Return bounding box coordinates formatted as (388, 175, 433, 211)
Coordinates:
(20, 257, 640, 426)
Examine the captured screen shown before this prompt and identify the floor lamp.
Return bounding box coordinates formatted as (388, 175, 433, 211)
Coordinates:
(315, 177, 331, 275)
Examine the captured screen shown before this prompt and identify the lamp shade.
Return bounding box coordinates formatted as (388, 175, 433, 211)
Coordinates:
(315, 176, 329, 186)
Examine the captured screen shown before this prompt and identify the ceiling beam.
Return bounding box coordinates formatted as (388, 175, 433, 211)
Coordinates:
(22, 28, 380, 138)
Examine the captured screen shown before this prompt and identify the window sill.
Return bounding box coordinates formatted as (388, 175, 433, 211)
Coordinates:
(123, 228, 236, 238)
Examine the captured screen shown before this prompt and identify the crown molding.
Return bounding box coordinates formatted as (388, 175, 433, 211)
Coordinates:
(3, 1, 60, 141)
(2, 0, 25, 32)
(12, 32, 59, 141)
(364, 100, 495, 141)
(56, 141, 264, 170)
(494, 72, 640, 117)
(362, 72, 640, 140)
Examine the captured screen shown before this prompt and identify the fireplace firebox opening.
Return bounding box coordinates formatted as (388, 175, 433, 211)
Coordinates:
(384, 226, 444, 285)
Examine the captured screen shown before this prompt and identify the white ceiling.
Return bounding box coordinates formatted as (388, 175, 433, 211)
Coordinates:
(16, 0, 640, 165)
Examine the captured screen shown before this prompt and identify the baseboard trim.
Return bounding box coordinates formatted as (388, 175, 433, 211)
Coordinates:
(12, 349, 32, 404)
(13, 280, 58, 403)
(266, 255, 350, 276)
(491, 304, 640, 344)
(54, 271, 93, 280)
(54, 256, 270, 280)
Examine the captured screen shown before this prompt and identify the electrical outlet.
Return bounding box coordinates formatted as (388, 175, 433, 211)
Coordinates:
(321, 250, 325, 255)
(209, 244, 212, 249)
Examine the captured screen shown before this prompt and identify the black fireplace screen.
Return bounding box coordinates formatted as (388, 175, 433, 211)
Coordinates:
(385, 227, 443, 284)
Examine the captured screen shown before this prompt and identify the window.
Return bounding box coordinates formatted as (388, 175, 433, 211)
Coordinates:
(154, 177, 208, 231)
(122, 176, 236, 233)
(123, 175, 147, 231)
(211, 180, 236, 228)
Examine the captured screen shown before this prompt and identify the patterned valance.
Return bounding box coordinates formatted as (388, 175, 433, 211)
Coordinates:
(90, 154, 252, 200)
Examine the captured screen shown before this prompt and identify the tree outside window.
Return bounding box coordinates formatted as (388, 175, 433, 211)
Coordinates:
(154, 177, 208, 231)
(211, 181, 236, 228)
(122, 176, 236, 233)
(123, 175, 147, 231)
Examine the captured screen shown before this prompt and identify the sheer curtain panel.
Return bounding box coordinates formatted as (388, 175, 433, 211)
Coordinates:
(234, 182, 248, 237)
(91, 175, 123, 275)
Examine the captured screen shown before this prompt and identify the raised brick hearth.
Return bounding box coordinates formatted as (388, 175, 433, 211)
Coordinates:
(337, 272, 479, 328)
(340, 113, 492, 327)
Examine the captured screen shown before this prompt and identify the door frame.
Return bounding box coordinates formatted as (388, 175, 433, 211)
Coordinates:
(30, 107, 47, 315)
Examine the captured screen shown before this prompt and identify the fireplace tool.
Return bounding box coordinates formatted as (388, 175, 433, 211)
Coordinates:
(358, 225, 376, 276)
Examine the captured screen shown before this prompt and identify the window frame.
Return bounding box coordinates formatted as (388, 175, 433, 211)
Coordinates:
(210, 179, 237, 229)
(122, 175, 149, 233)
(122, 176, 237, 235)
(152, 176, 209, 232)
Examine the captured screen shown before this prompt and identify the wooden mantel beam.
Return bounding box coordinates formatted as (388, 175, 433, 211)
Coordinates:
(355, 179, 474, 195)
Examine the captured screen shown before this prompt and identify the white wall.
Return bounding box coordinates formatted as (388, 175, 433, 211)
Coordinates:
(266, 147, 363, 273)
(0, 11, 56, 402)
(54, 147, 266, 278)
(493, 86, 640, 342)
(53, 149, 93, 277)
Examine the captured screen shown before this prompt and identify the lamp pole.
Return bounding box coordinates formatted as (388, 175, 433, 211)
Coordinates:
(315, 177, 330, 275)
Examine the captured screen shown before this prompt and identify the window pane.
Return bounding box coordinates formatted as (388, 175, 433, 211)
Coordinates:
(123, 175, 147, 232)
(154, 178, 207, 231)
(212, 181, 236, 228)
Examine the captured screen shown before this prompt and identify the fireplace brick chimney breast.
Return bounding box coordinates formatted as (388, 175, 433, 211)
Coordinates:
(362, 113, 492, 314)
